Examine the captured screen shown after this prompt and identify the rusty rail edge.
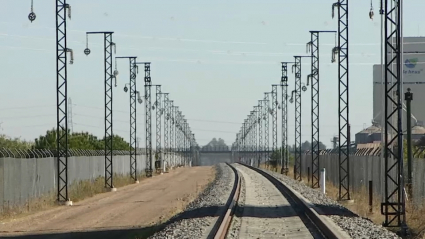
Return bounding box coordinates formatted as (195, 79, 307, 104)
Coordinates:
(238, 163, 345, 239)
(207, 163, 241, 239)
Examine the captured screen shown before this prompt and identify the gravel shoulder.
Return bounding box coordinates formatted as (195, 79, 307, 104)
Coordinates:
(258, 166, 401, 239)
(149, 163, 235, 239)
(0, 166, 214, 239)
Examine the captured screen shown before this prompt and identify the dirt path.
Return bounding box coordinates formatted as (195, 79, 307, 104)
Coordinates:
(0, 166, 215, 239)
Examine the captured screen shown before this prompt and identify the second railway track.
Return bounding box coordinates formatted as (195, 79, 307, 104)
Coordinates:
(211, 163, 350, 239)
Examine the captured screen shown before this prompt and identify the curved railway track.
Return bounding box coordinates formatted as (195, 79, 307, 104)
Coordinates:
(209, 163, 349, 239)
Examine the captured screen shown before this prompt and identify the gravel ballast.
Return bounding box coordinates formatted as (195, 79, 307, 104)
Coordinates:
(148, 163, 235, 239)
(258, 167, 401, 239)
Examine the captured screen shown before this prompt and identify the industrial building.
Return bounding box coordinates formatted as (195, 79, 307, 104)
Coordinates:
(356, 37, 425, 145)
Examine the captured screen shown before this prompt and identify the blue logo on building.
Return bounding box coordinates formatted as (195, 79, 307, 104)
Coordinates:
(405, 58, 418, 69)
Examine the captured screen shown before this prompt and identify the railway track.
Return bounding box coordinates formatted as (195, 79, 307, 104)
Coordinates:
(210, 163, 350, 239)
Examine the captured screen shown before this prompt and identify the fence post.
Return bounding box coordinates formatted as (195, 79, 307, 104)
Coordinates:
(369, 180, 373, 213)
(320, 168, 326, 194)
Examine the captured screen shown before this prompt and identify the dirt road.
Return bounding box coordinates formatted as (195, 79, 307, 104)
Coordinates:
(0, 166, 215, 239)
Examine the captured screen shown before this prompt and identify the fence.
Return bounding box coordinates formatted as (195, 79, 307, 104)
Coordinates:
(300, 154, 425, 205)
(0, 150, 186, 212)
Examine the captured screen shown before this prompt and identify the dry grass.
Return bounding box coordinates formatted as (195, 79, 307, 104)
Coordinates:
(0, 173, 144, 222)
(260, 164, 425, 239)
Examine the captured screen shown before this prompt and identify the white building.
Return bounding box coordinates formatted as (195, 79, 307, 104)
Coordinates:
(373, 37, 425, 130)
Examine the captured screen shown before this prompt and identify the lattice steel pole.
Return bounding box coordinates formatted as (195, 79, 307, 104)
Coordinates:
(243, 120, 247, 163)
(143, 63, 153, 177)
(154, 85, 162, 173)
(264, 93, 270, 167)
(332, 0, 351, 202)
(170, 103, 175, 167)
(56, 0, 73, 205)
(306, 30, 337, 188)
(253, 107, 258, 167)
(85, 31, 117, 190)
(271, 85, 278, 171)
(258, 100, 263, 167)
(281, 62, 293, 175)
(291, 56, 311, 181)
(116, 57, 140, 183)
(380, 0, 406, 231)
(163, 94, 170, 171)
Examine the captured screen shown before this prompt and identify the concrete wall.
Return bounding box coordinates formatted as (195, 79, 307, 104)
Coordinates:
(300, 154, 425, 205)
(197, 152, 233, 166)
(0, 153, 185, 212)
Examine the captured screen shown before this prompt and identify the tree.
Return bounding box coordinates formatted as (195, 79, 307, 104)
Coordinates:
(205, 137, 228, 148)
(34, 128, 131, 150)
(0, 134, 33, 149)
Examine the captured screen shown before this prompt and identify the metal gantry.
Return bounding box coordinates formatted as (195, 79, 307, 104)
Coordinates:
(332, 0, 351, 201)
(291, 56, 310, 181)
(280, 62, 293, 175)
(306, 30, 336, 188)
(381, 0, 406, 230)
(85, 31, 116, 189)
(116, 56, 140, 183)
(56, 0, 72, 204)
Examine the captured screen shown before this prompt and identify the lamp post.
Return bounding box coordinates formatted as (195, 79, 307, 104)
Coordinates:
(84, 31, 117, 191)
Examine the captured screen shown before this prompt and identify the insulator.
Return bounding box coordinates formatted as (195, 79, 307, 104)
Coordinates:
(67, 48, 74, 64)
(112, 42, 116, 54)
(67, 4, 72, 19)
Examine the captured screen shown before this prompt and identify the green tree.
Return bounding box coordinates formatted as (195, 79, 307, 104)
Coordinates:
(0, 134, 33, 149)
(34, 128, 131, 150)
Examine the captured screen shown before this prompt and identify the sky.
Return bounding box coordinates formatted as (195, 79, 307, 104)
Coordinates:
(1, 0, 425, 148)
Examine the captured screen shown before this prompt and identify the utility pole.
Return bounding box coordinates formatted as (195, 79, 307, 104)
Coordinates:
(170, 102, 175, 167)
(85, 31, 117, 190)
(243, 120, 247, 163)
(306, 30, 337, 188)
(115, 56, 141, 183)
(258, 100, 263, 167)
(163, 93, 170, 172)
(68, 97, 73, 133)
(405, 88, 413, 200)
(280, 62, 293, 175)
(153, 85, 162, 173)
(143, 63, 153, 177)
(290, 56, 310, 181)
(380, 0, 406, 232)
(252, 106, 259, 165)
(264, 93, 270, 167)
(56, 0, 73, 206)
(271, 85, 279, 172)
(332, 0, 351, 202)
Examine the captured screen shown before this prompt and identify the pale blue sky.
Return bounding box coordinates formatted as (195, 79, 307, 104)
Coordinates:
(1, 0, 424, 147)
